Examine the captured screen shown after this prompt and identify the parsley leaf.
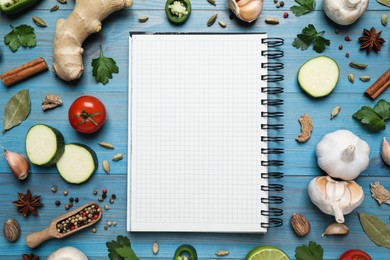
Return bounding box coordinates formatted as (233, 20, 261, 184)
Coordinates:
(92, 46, 119, 84)
(353, 99, 390, 132)
(293, 24, 330, 53)
(106, 235, 139, 260)
(290, 0, 316, 17)
(295, 241, 324, 260)
(4, 24, 37, 52)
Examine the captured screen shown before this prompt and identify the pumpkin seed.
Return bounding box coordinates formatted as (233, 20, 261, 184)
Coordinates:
(138, 16, 149, 23)
(265, 17, 279, 24)
(152, 242, 159, 254)
(348, 74, 354, 83)
(103, 160, 110, 173)
(349, 61, 367, 69)
(98, 142, 114, 149)
(32, 16, 47, 27)
(330, 106, 341, 120)
(358, 212, 390, 248)
(360, 76, 371, 82)
(215, 250, 229, 256)
(112, 153, 123, 161)
(207, 13, 218, 26)
(50, 4, 59, 12)
(218, 21, 227, 28)
(382, 14, 388, 26)
(57, 0, 67, 4)
(207, 0, 216, 6)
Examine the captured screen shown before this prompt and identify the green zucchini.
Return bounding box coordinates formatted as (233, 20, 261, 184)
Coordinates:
(25, 124, 65, 166)
(56, 143, 98, 184)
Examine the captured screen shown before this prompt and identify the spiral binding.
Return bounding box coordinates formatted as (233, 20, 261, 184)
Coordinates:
(260, 37, 284, 229)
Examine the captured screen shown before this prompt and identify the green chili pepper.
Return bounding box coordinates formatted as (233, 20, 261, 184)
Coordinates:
(0, 0, 41, 15)
(165, 0, 191, 24)
(173, 244, 197, 260)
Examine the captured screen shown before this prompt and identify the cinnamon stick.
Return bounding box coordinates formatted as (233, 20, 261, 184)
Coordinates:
(0, 58, 48, 87)
(364, 69, 390, 100)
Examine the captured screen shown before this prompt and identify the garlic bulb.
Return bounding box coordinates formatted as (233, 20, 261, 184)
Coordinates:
(323, 0, 369, 26)
(227, 0, 263, 23)
(381, 137, 390, 166)
(308, 176, 364, 223)
(316, 130, 370, 181)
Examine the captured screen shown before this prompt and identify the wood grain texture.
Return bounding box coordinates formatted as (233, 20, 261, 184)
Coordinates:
(0, 0, 389, 259)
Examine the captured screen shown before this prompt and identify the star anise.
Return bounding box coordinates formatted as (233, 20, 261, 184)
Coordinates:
(359, 27, 385, 53)
(13, 189, 43, 217)
(22, 253, 39, 260)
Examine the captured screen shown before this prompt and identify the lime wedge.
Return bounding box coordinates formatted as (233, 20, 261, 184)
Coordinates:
(245, 246, 290, 260)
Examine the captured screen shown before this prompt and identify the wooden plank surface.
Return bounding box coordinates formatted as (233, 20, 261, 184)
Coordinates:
(0, 0, 389, 259)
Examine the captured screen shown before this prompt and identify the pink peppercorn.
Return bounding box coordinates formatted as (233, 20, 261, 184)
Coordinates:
(102, 189, 107, 194)
(339, 45, 343, 50)
(345, 53, 350, 58)
(283, 12, 288, 18)
(345, 36, 352, 42)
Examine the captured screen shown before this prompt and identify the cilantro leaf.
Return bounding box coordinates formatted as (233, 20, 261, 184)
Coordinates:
(293, 24, 330, 53)
(295, 241, 324, 260)
(373, 99, 390, 120)
(353, 106, 386, 132)
(115, 246, 139, 260)
(4, 24, 37, 52)
(290, 0, 316, 17)
(107, 236, 138, 260)
(92, 46, 119, 84)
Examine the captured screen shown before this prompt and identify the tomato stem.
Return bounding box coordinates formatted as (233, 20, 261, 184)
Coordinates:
(73, 110, 102, 126)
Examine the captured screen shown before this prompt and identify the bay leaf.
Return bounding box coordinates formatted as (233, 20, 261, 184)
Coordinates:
(377, 0, 390, 7)
(3, 89, 31, 133)
(358, 212, 390, 248)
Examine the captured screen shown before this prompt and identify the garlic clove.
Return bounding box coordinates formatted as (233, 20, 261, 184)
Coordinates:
(322, 223, 349, 236)
(227, 0, 263, 23)
(381, 137, 390, 166)
(3, 149, 30, 180)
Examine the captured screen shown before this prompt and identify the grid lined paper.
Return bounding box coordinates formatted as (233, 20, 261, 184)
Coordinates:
(128, 34, 269, 233)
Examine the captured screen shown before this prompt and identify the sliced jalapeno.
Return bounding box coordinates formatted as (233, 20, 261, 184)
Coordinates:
(0, 0, 41, 15)
(173, 244, 197, 260)
(165, 0, 191, 24)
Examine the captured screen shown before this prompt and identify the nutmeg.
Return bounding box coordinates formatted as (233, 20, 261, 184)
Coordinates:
(290, 213, 310, 237)
(3, 219, 21, 242)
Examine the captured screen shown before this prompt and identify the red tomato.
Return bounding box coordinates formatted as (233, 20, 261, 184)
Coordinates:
(339, 249, 372, 260)
(68, 96, 106, 134)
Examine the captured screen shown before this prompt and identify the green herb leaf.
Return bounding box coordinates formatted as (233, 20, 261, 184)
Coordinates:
(290, 0, 316, 17)
(91, 46, 119, 85)
(292, 24, 330, 53)
(4, 25, 37, 52)
(377, 0, 390, 8)
(3, 89, 30, 133)
(353, 99, 390, 132)
(295, 241, 323, 260)
(106, 236, 138, 260)
(359, 212, 390, 248)
(115, 246, 139, 260)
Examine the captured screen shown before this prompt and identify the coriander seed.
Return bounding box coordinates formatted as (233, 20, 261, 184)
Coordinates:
(93, 190, 98, 195)
(51, 185, 58, 193)
(98, 196, 103, 202)
(104, 205, 109, 210)
(65, 204, 70, 210)
(63, 190, 68, 196)
(113, 221, 117, 226)
(109, 198, 114, 204)
(92, 228, 96, 233)
(107, 221, 112, 226)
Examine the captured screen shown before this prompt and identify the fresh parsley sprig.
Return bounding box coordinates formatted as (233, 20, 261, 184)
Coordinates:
(92, 45, 119, 85)
(295, 241, 324, 260)
(290, 0, 316, 17)
(106, 235, 139, 260)
(292, 24, 330, 53)
(4, 24, 37, 52)
(353, 99, 390, 132)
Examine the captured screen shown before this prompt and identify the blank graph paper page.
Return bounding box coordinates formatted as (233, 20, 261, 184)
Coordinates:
(128, 33, 269, 233)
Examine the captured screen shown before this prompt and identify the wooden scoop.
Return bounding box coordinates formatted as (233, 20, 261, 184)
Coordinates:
(26, 202, 102, 248)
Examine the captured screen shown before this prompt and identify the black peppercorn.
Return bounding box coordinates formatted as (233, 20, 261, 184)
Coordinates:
(111, 194, 116, 199)
(75, 197, 79, 203)
(55, 200, 61, 206)
(69, 197, 74, 203)
(102, 193, 107, 199)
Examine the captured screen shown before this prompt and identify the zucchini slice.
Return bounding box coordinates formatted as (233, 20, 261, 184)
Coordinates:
(26, 124, 65, 166)
(56, 143, 98, 184)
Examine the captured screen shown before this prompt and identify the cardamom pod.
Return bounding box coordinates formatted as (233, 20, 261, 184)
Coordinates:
(98, 142, 114, 149)
(57, 0, 67, 3)
(32, 16, 47, 27)
(215, 250, 229, 256)
(207, 0, 216, 6)
(348, 74, 354, 83)
(330, 106, 341, 120)
(103, 160, 110, 173)
(265, 17, 279, 25)
(50, 4, 59, 12)
(152, 242, 159, 255)
(218, 21, 227, 28)
(349, 62, 367, 70)
(112, 153, 123, 161)
(207, 14, 218, 26)
(139, 16, 149, 23)
(360, 76, 371, 82)
(382, 14, 388, 26)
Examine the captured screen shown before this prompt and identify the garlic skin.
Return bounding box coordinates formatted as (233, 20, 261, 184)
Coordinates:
(308, 176, 364, 223)
(4, 149, 30, 180)
(227, 0, 263, 23)
(323, 0, 369, 26)
(381, 137, 390, 166)
(316, 130, 370, 181)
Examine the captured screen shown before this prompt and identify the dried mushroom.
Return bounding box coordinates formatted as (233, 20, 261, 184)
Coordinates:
(370, 182, 390, 205)
(42, 94, 62, 111)
(296, 114, 313, 143)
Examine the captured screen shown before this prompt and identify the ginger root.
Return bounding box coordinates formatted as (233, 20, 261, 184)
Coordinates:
(52, 0, 132, 81)
(296, 114, 313, 143)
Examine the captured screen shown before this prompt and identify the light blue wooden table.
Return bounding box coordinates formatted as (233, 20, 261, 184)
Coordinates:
(0, 0, 389, 259)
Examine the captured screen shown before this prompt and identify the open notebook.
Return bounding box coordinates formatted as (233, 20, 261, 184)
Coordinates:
(127, 33, 283, 233)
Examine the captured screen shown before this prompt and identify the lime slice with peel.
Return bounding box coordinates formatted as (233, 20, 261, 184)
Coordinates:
(245, 246, 290, 260)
